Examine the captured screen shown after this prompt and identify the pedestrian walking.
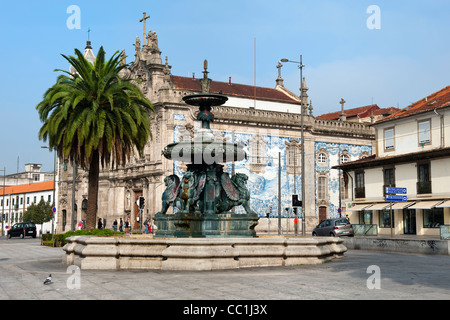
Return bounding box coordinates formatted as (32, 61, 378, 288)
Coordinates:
(144, 218, 149, 234)
(119, 218, 123, 232)
(113, 219, 118, 232)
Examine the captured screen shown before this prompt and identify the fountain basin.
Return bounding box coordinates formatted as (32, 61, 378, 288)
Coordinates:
(162, 141, 246, 163)
(63, 236, 347, 270)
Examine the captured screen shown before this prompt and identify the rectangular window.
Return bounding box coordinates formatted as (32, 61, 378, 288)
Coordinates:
(418, 120, 431, 145)
(383, 167, 395, 193)
(48, 195, 52, 203)
(384, 128, 395, 150)
(423, 208, 443, 228)
(379, 209, 394, 228)
(355, 171, 365, 188)
(33, 196, 37, 204)
(27, 197, 30, 205)
(318, 176, 327, 200)
(288, 148, 298, 167)
(359, 211, 373, 224)
(417, 162, 431, 194)
(355, 170, 365, 198)
(418, 163, 430, 182)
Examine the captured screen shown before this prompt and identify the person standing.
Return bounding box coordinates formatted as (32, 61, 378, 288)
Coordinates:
(113, 219, 118, 232)
(119, 218, 123, 232)
(144, 218, 149, 234)
(98, 218, 103, 230)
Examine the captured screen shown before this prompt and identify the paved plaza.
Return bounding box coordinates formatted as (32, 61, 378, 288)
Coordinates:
(0, 237, 449, 302)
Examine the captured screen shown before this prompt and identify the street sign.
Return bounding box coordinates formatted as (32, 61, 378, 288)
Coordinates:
(386, 194, 407, 202)
(52, 207, 57, 213)
(385, 187, 407, 194)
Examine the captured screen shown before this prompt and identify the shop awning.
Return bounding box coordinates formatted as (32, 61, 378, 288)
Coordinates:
(436, 200, 450, 208)
(409, 200, 444, 210)
(347, 203, 373, 211)
(367, 203, 391, 210)
(389, 201, 416, 210)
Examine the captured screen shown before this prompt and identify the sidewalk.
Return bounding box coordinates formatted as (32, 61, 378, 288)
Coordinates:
(1, 238, 450, 301)
(343, 234, 450, 255)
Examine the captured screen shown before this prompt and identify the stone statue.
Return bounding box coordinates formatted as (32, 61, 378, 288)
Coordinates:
(133, 36, 141, 56)
(156, 175, 180, 214)
(216, 173, 256, 215)
(147, 30, 158, 48)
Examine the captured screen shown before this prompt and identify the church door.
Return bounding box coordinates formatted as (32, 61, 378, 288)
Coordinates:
(319, 206, 327, 223)
(134, 191, 143, 231)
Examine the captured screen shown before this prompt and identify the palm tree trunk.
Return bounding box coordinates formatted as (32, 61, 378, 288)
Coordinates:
(85, 150, 100, 230)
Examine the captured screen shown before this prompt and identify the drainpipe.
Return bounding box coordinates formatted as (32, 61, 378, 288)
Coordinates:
(434, 108, 444, 148)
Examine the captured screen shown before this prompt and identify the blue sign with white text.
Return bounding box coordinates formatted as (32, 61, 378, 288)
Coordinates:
(385, 187, 407, 194)
(386, 194, 407, 202)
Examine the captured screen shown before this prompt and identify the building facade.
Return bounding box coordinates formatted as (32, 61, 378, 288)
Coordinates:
(0, 180, 56, 235)
(336, 85, 450, 237)
(55, 24, 376, 233)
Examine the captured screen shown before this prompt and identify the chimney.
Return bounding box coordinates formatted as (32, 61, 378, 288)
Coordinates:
(192, 73, 195, 80)
(229, 77, 231, 85)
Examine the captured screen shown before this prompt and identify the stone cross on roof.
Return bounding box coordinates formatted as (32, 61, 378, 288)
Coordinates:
(139, 12, 150, 45)
(339, 98, 347, 121)
(276, 61, 284, 86)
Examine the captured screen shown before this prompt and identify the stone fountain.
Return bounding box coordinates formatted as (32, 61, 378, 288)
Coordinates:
(62, 62, 347, 271)
(153, 87, 259, 237)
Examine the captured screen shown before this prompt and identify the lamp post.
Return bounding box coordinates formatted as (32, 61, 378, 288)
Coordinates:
(1, 167, 5, 237)
(41, 146, 56, 234)
(281, 55, 306, 236)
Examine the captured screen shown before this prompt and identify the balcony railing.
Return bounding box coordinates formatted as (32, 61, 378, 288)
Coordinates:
(355, 187, 365, 199)
(417, 181, 432, 194)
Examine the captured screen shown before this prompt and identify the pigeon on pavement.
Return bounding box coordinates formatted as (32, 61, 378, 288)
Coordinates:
(43, 274, 52, 285)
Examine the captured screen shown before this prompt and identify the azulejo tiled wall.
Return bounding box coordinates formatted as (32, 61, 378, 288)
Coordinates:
(172, 123, 371, 219)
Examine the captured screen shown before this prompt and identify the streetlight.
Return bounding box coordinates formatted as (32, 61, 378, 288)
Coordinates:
(41, 146, 56, 234)
(281, 55, 306, 236)
(1, 167, 5, 237)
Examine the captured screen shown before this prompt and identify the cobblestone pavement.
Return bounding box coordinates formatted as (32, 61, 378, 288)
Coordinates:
(0, 237, 449, 301)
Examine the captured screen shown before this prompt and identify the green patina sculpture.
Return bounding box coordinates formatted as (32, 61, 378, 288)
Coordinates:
(216, 172, 256, 215)
(154, 63, 259, 237)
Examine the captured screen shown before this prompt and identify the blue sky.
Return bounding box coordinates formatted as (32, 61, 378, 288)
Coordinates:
(1, 0, 450, 174)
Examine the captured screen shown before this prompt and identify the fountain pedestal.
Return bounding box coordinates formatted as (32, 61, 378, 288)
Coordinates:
(154, 212, 259, 238)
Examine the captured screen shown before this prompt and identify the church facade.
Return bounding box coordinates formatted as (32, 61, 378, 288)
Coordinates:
(55, 25, 375, 233)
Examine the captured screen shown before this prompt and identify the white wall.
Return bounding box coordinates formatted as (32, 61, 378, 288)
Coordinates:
(375, 109, 450, 158)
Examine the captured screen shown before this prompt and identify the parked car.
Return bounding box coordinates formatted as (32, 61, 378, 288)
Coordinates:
(7, 222, 37, 239)
(312, 218, 354, 237)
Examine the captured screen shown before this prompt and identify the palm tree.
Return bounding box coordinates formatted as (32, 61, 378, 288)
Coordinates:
(36, 46, 154, 230)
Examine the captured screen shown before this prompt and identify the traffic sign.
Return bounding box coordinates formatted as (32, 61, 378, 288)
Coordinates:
(386, 194, 407, 202)
(385, 187, 407, 194)
(52, 207, 57, 213)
